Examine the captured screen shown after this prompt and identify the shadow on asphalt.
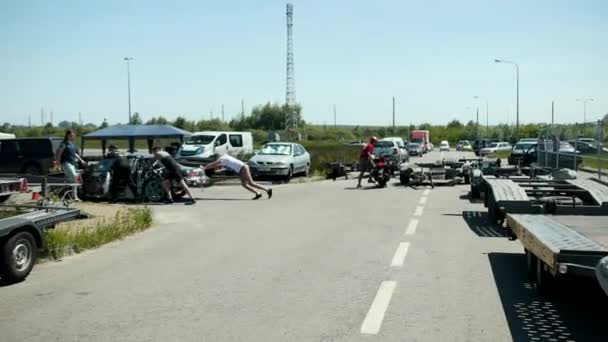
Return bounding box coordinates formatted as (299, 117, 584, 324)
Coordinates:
(462, 211, 505, 237)
(488, 253, 608, 342)
(195, 198, 249, 201)
(458, 193, 484, 204)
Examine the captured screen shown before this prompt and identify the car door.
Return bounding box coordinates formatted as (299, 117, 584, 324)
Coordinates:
(214, 134, 228, 155)
(300, 145, 310, 169)
(294, 145, 305, 172)
(0, 140, 21, 173)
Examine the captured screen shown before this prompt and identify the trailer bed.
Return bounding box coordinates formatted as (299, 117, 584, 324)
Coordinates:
(507, 214, 608, 276)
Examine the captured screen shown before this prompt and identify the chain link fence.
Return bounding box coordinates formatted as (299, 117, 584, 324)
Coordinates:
(537, 120, 607, 179)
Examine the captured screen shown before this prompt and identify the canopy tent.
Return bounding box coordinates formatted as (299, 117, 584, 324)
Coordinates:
(81, 124, 192, 155)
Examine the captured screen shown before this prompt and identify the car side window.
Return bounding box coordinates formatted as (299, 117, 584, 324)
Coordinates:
(217, 134, 227, 146)
(294, 145, 302, 156)
(299, 145, 306, 155)
(0, 141, 18, 154)
(229, 134, 243, 147)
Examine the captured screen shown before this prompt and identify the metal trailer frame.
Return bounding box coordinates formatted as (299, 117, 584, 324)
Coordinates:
(484, 177, 608, 224)
(0, 178, 25, 202)
(506, 214, 608, 294)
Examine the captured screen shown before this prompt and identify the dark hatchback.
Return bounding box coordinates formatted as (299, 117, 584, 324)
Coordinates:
(0, 138, 63, 175)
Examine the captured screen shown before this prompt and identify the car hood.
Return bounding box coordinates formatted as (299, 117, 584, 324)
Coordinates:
(181, 144, 211, 152)
(249, 154, 292, 164)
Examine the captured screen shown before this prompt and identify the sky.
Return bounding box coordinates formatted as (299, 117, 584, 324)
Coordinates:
(1, 0, 607, 127)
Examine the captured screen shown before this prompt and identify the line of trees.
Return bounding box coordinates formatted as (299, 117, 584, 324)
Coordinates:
(2, 104, 607, 144)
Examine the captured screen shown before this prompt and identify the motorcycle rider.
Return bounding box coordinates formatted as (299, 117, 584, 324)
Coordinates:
(357, 136, 377, 188)
(152, 147, 196, 205)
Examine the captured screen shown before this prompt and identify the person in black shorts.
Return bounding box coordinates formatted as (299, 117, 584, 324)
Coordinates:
(152, 147, 195, 204)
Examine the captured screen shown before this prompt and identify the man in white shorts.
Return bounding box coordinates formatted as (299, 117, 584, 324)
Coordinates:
(203, 154, 273, 200)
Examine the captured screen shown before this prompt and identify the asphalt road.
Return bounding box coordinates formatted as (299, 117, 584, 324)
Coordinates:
(1, 151, 606, 341)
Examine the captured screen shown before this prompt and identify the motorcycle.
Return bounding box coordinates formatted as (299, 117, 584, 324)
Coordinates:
(371, 154, 391, 188)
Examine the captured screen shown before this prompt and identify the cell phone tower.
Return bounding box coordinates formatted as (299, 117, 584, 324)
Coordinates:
(285, 3, 296, 129)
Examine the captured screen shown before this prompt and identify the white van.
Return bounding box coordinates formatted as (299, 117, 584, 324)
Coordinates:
(177, 131, 253, 165)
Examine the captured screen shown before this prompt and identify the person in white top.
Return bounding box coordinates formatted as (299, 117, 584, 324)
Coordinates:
(203, 154, 273, 200)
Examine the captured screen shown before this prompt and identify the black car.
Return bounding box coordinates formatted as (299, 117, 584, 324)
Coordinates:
(508, 141, 536, 165)
(0, 137, 63, 175)
(519, 142, 581, 169)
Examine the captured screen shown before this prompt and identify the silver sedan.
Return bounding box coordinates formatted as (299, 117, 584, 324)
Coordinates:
(248, 143, 311, 179)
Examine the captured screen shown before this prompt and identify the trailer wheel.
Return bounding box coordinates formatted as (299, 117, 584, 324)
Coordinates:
(525, 249, 537, 282)
(535, 257, 553, 295)
(0, 231, 37, 283)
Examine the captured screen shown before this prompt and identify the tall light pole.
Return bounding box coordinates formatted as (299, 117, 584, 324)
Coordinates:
(576, 97, 594, 123)
(124, 57, 134, 123)
(494, 59, 519, 140)
(473, 96, 489, 132)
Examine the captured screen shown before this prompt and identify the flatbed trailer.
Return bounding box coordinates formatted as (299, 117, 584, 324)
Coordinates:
(483, 177, 608, 224)
(506, 214, 608, 294)
(0, 204, 80, 283)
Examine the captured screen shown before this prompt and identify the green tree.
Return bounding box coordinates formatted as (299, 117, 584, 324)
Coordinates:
(99, 119, 109, 129)
(129, 112, 143, 125)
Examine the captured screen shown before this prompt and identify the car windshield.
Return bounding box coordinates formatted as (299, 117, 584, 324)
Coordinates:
(408, 143, 420, 149)
(487, 143, 498, 148)
(441, 142, 448, 146)
(514, 142, 534, 150)
(259, 144, 292, 155)
(375, 141, 394, 148)
(186, 135, 215, 145)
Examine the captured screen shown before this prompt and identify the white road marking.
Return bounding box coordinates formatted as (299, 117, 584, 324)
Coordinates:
(423, 189, 431, 196)
(405, 219, 419, 235)
(360, 281, 397, 335)
(419, 196, 427, 205)
(390, 242, 410, 267)
(413, 206, 424, 217)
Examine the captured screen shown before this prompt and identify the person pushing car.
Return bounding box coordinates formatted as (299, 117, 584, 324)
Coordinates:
(203, 153, 273, 200)
(152, 147, 196, 205)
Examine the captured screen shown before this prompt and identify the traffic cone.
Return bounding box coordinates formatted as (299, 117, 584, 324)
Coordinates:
(32, 192, 39, 200)
(21, 178, 29, 193)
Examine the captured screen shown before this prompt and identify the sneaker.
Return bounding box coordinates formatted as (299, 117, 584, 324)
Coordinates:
(356, 184, 362, 188)
(252, 193, 262, 200)
(267, 189, 273, 199)
(185, 199, 196, 205)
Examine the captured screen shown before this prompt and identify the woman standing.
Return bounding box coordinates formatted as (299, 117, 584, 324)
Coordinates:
(55, 129, 87, 201)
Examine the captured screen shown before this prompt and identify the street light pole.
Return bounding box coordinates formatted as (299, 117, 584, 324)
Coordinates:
(494, 59, 519, 140)
(473, 96, 489, 134)
(124, 57, 134, 123)
(577, 97, 594, 123)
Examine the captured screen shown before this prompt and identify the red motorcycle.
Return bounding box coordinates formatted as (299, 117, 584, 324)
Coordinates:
(371, 155, 391, 188)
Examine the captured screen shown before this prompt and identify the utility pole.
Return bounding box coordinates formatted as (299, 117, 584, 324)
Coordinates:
(221, 104, 225, 122)
(124, 57, 134, 123)
(551, 101, 555, 130)
(50, 109, 54, 126)
(40, 107, 44, 126)
(476, 106, 480, 141)
(392, 97, 396, 129)
(333, 105, 337, 129)
(79, 112, 83, 126)
(28, 114, 31, 128)
(241, 99, 245, 120)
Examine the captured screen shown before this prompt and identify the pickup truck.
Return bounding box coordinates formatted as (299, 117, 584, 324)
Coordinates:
(0, 205, 80, 283)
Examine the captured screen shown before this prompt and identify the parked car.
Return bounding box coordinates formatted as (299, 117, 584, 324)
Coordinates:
(479, 142, 512, 156)
(520, 141, 581, 168)
(508, 141, 537, 165)
(177, 131, 253, 165)
(248, 143, 310, 180)
(569, 140, 608, 154)
(473, 139, 498, 156)
(373, 140, 407, 163)
(408, 142, 423, 157)
(381, 137, 408, 161)
(439, 140, 450, 152)
(0, 137, 63, 175)
(456, 140, 473, 151)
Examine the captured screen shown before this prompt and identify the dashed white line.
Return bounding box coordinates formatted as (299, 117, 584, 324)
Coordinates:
(390, 242, 410, 267)
(360, 281, 397, 335)
(419, 196, 427, 205)
(423, 189, 431, 196)
(413, 205, 424, 217)
(405, 219, 419, 235)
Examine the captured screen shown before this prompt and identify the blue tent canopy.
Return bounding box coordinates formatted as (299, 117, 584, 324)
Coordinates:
(82, 124, 192, 154)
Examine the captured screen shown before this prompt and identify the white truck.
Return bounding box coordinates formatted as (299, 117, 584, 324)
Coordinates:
(176, 131, 253, 166)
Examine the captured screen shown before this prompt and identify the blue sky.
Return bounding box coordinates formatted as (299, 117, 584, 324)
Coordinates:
(1, 0, 606, 126)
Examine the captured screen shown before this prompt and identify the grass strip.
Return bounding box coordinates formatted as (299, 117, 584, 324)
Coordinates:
(41, 207, 153, 260)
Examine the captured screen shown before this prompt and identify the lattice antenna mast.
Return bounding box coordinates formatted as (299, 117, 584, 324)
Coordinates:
(285, 3, 296, 129)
